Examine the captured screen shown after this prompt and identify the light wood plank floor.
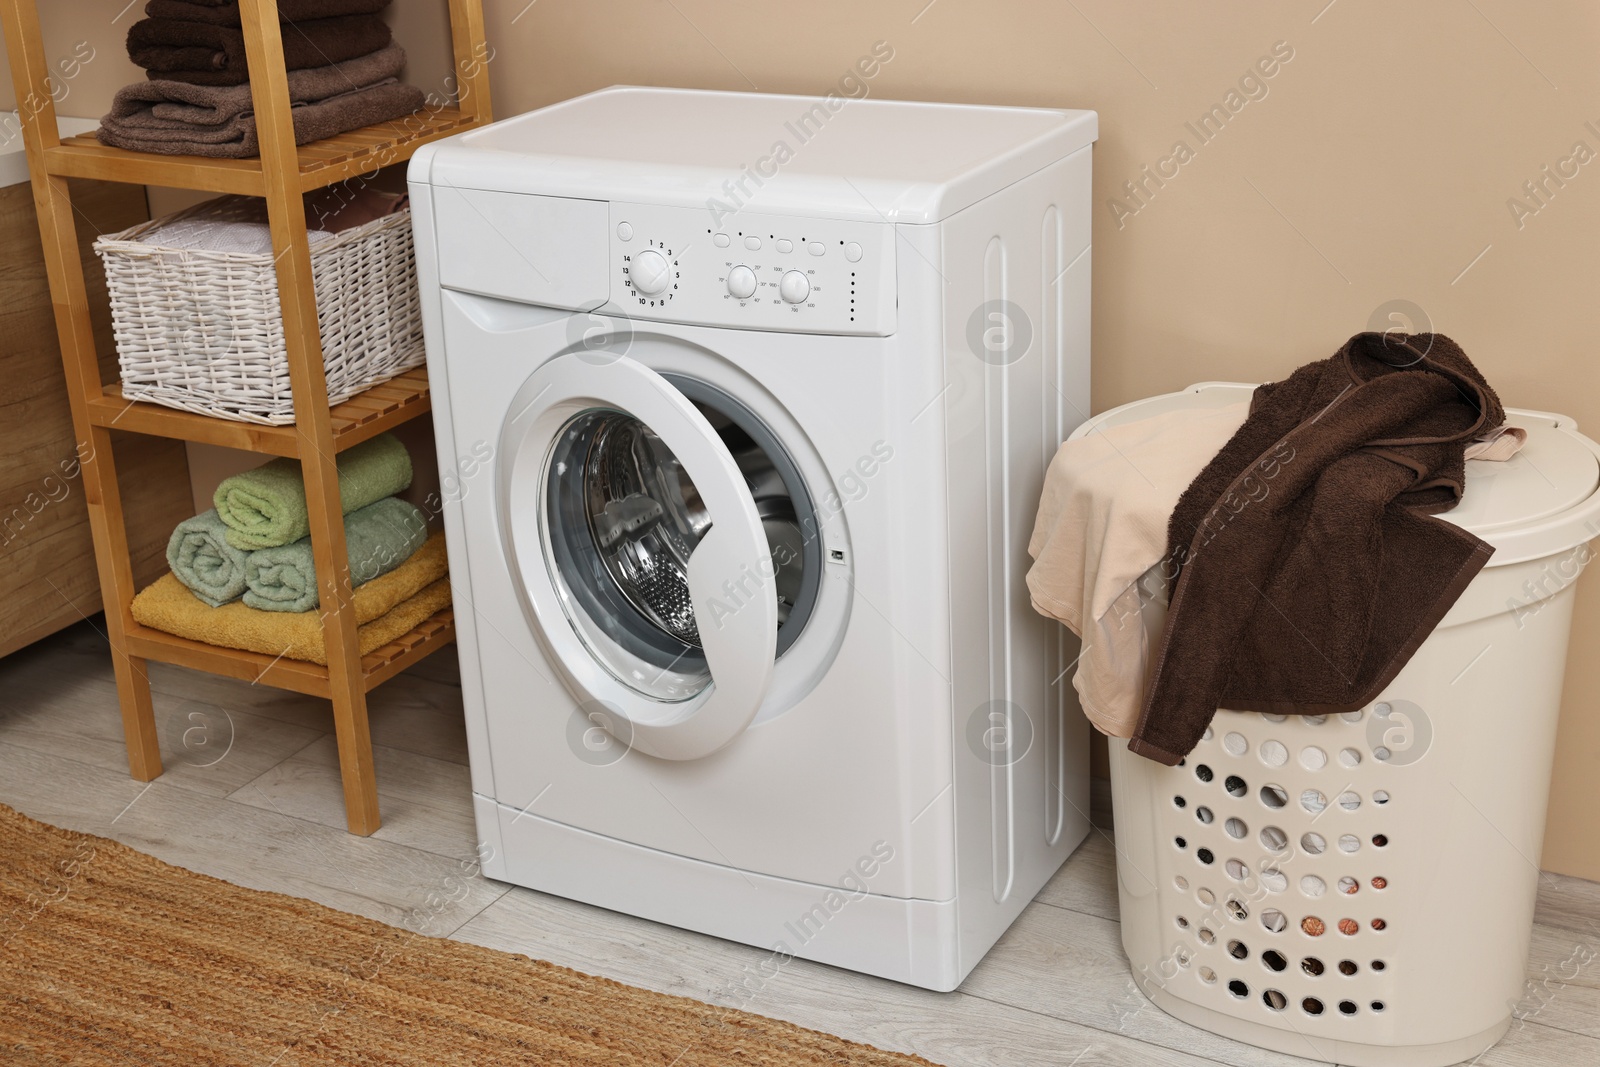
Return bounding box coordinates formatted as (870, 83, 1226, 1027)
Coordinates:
(4, 619, 1599, 1066)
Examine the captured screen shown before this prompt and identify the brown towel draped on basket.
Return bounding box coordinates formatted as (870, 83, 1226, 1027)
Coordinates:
(128, 13, 392, 86)
(144, 0, 391, 25)
(1128, 332, 1504, 765)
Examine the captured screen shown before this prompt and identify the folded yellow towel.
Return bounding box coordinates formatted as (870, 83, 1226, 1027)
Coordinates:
(131, 533, 450, 665)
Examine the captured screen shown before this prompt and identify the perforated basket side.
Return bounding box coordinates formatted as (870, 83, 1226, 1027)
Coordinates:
(1150, 710, 1401, 1035)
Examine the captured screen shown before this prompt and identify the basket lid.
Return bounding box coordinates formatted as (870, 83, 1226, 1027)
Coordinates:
(1074, 381, 1600, 566)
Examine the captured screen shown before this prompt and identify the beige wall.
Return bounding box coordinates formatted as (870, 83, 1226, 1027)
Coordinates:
(469, 0, 1600, 877)
(5, 2, 1597, 874)
(0, 9, 137, 116)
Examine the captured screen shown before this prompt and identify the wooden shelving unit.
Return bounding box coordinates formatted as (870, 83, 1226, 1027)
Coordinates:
(0, 0, 492, 835)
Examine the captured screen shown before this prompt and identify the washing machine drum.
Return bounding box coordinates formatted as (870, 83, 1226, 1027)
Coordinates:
(578, 412, 709, 645)
(544, 394, 815, 702)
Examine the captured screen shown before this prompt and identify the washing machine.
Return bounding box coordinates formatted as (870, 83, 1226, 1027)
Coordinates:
(408, 86, 1098, 990)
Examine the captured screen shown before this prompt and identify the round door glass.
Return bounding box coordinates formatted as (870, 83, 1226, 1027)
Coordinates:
(543, 382, 819, 703)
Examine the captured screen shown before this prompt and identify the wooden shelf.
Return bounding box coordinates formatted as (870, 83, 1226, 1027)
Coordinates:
(45, 108, 486, 196)
(361, 608, 456, 691)
(1, 0, 493, 836)
(85, 366, 433, 457)
(122, 606, 457, 700)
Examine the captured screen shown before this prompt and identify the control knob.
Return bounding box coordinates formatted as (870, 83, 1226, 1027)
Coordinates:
(630, 249, 671, 296)
(779, 270, 811, 304)
(727, 264, 757, 300)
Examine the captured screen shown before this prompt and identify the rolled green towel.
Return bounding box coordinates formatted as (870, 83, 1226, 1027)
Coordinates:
(166, 509, 250, 607)
(215, 432, 411, 550)
(243, 497, 429, 612)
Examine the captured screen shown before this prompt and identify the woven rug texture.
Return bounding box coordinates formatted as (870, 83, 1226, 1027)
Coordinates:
(0, 804, 937, 1066)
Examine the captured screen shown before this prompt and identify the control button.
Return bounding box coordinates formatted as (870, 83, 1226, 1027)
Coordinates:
(776, 238, 794, 253)
(630, 249, 671, 296)
(727, 264, 757, 300)
(779, 270, 810, 304)
(845, 241, 863, 262)
(713, 232, 730, 247)
(617, 222, 633, 241)
(744, 235, 762, 250)
(807, 241, 825, 256)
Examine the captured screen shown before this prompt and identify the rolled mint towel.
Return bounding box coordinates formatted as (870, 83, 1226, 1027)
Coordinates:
(166, 509, 250, 607)
(127, 14, 392, 86)
(98, 81, 425, 159)
(244, 497, 427, 612)
(144, 0, 392, 26)
(216, 432, 411, 550)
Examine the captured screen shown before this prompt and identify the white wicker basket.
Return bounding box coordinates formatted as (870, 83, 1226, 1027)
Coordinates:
(94, 195, 424, 425)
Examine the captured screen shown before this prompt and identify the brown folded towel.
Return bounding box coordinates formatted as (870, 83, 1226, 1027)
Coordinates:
(145, 0, 391, 25)
(128, 14, 392, 86)
(102, 42, 404, 131)
(99, 80, 424, 157)
(1129, 332, 1503, 765)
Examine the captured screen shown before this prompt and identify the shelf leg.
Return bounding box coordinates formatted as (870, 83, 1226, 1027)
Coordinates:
(88, 426, 164, 782)
(241, 0, 380, 834)
(111, 653, 163, 782)
(327, 639, 382, 836)
(446, 0, 495, 124)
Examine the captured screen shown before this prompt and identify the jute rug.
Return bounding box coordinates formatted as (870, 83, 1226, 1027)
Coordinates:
(0, 805, 937, 1066)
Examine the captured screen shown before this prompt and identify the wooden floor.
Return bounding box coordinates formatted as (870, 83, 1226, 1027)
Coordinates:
(3, 619, 1599, 1067)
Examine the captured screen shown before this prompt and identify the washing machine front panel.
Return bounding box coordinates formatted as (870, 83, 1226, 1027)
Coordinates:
(436, 288, 950, 899)
(606, 203, 897, 337)
(423, 185, 898, 338)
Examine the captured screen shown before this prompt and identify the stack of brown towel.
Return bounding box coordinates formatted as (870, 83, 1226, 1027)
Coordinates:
(99, 0, 424, 158)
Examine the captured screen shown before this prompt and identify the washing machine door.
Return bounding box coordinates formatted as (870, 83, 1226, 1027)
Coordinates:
(499, 352, 779, 760)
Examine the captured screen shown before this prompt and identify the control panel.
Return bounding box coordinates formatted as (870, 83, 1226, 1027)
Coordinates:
(609, 203, 896, 336)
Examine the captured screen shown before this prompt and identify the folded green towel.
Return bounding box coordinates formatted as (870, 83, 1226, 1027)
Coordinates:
(215, 433, 412, 550)
(166, 509, 250, 607)
(243, 497, 428, 612)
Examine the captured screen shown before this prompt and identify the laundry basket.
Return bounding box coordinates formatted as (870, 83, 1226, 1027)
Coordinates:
(94, 195, 424, 425)
(1095, 383, 1600, 1067)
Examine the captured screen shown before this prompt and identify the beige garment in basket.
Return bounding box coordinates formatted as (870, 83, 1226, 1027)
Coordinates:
(1028, 403, 1250, 738)
(1028, 401, 1530, 739)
